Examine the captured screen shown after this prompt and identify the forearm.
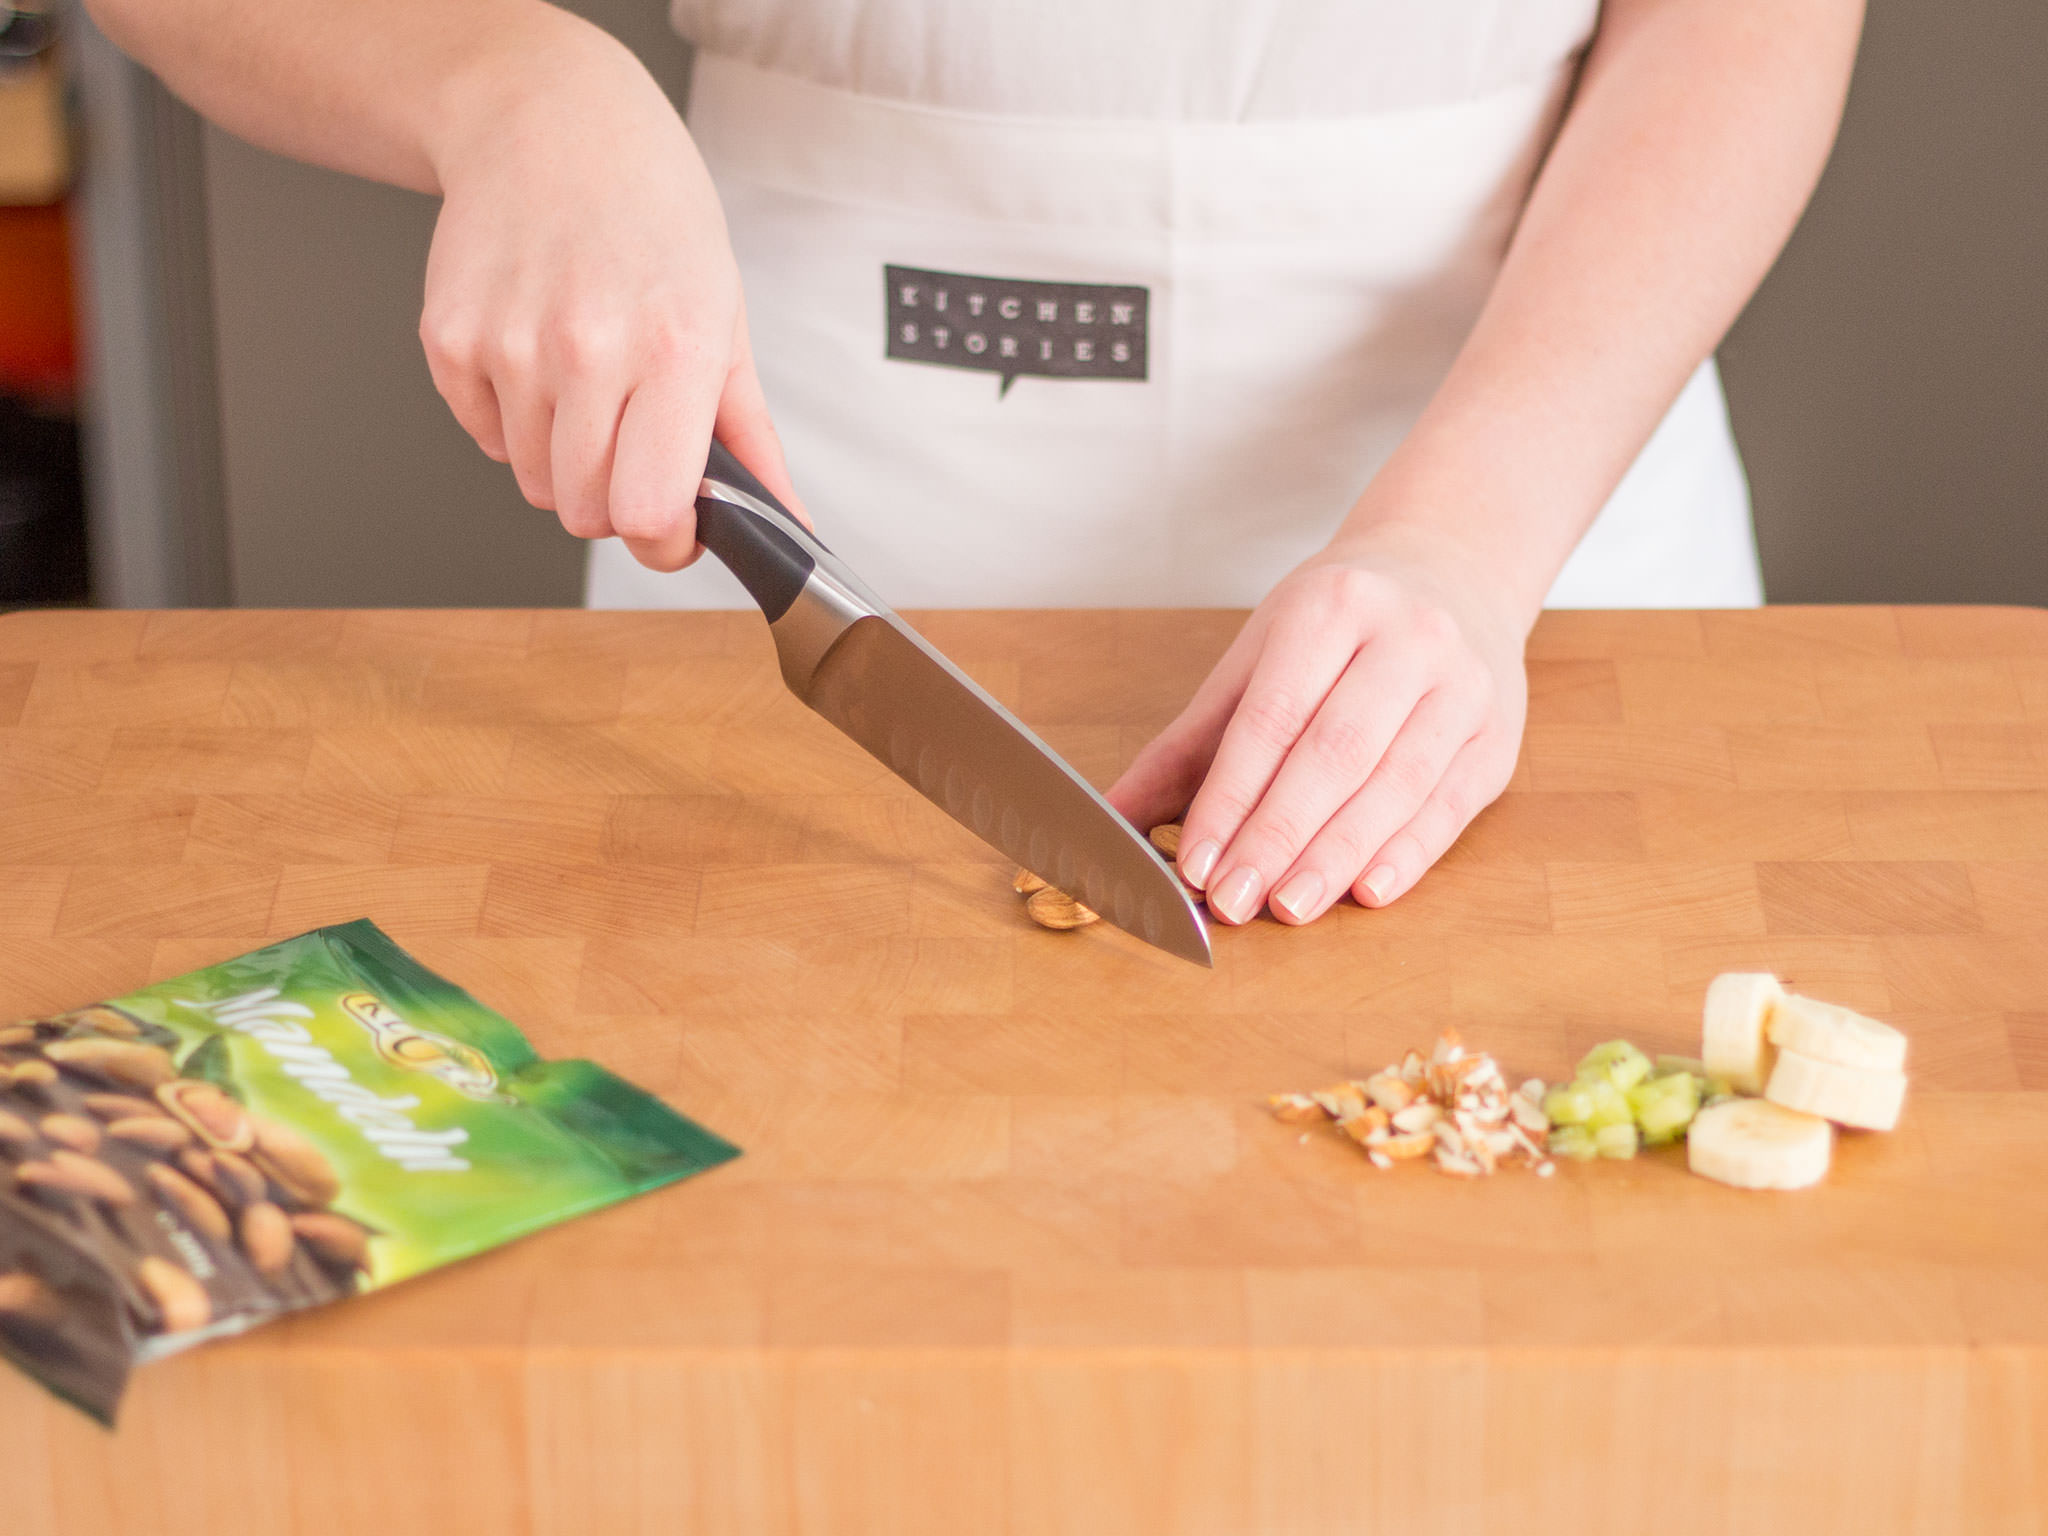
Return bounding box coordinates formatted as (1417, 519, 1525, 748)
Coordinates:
(1339, 0, 1864, 625)
(80, 0, 636, 193)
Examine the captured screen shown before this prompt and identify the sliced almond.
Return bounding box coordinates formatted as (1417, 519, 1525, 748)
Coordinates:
(1266, 1092, 1325, 1124)
(1380, 1130, 1435, 1161)
(1366, 1150, 1395, 1170)
(1012, 867, 1048, 896)
(1435, 1151, 1483, 1179)
(1310, 1083, 1368, 1122)
(1509, 1097, 1550, 1136)
(1338, 1107, 1390, 1145)
(1390, 1102, 1441, 1134)
(1363, 1073, 1415, 1112)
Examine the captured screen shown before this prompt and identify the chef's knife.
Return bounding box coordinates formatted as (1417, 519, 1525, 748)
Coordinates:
(693, 441, 1212, 966)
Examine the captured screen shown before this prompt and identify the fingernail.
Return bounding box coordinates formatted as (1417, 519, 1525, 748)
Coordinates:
(1272, 871, 1325, 923)
(1210, 866, 1262, 924)
(1181, 838, 1221, 888)
(1360, 865, 1397, 906)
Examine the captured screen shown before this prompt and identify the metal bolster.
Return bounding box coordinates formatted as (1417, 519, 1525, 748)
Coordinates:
(698, 477, 873, 694)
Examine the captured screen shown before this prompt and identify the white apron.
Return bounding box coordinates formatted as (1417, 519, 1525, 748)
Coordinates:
(586, 49, 1761, 611)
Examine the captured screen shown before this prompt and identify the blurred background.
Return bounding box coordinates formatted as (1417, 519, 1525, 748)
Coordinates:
(4, 0, 2044, 610)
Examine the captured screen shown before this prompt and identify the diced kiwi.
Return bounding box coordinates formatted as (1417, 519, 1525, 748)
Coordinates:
(1576, 1040, 1653, 1092)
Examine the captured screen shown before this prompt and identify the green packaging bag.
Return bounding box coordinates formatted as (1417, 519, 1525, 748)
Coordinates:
(0, 920, 738, 1422)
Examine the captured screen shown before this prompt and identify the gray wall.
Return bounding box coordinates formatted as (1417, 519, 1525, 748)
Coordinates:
(1719, 0, 2048, 604)
(197, 0, 2046, 609)
(202, 0, 689, 607)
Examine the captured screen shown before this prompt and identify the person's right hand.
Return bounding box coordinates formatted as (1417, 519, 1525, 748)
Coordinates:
(418, 28, 802, 571)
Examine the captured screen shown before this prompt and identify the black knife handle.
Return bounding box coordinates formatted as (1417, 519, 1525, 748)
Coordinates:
(695, 440, 816, 623)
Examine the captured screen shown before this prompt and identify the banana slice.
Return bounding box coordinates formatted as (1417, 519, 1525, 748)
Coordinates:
(1687, 1098, 1833, 1190)
(1701, 972, 1784, 1095)
(1765, 1047, 1907, 1131)
(1766, 994, 1907, 1074)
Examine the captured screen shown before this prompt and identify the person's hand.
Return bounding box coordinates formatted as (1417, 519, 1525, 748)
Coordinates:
(418, 30, 802, 571)
(1108, 528, 1531, 925)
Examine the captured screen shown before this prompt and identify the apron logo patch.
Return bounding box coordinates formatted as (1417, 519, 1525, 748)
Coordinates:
(885, 265, 1148, 397)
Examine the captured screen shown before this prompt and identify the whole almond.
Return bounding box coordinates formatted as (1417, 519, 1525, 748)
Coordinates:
(145, 1162, 232, 1242)
(44, 1038, 175, 1091)
(1025, 886, 1099, 930)
(249, 1117, 340, 1208)
(0, 1272, 62, 1326)
(58, 1005, 143, 1039)
(83, 1092, 169, 1123)
(239, 1202, 296, 1278)
(1012, 867, 1048, 896)
(289, 1212, 371, 1271)
(210, 1149, 269, 1206)
(156, 1081, 255, 1153)
(0, 1109, 33, 1148)
(39, 1114, 101, 1156)
(0, 1023, 38, 1048)
(1148, 823, 1183, 857)
(109, 1117, 194, 1154)
(6, 1059, 57, 1090)
(138, 1257, 210, 1334)
(18, 1151, 136, 1207)
(180, 1148, 264, 1208)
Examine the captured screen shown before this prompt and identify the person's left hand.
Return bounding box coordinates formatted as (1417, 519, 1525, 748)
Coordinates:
(1107, 528, 1532, 925)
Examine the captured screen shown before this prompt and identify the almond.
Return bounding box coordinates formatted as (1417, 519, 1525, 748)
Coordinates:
(1363, 1073, 1416, 1112)
(1266, 1092, 1325, 1124)
(109, 1117, 195, 1154)
(249, 1117, 340, 1207)
(18, 1150, 135, 1207)
(1390, 1102, 1441, 1134)
(1012, 867, 1048, 896)
(0, 1272, 62, 1326)
(1309, 1083, 1368, 1122)
(156, 1080, 255, 1154)
(1380, 1130, 1435, 1161)
(1147, 824, 1183, 858)
(1338, 1107, 1390, 1145)
(56, 1005, 143, 1039)
(290, 1212, 371, 1271)
(239, 1202, 296, 1278)
(83, 1092, 168, 1123)
(44, 1038, 175, 1090)
(39, 1114, 101, 1156)
(1025, 886, 1098, 930)
(146, 1163, 232, 1243)
(138, 1257, 210, 1334)
(0, 1109, 33, 1148)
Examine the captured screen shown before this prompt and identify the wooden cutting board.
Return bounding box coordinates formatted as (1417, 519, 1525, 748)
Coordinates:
(2, 605, 2046, 1534)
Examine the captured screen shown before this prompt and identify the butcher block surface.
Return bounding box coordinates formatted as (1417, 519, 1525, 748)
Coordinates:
(3, 604, 2048, 1534)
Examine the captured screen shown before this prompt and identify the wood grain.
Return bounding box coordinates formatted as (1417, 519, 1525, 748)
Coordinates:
(3, 605, 2048, 1534)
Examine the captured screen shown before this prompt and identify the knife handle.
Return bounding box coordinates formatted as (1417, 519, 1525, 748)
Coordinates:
(695, 441, 816, 623)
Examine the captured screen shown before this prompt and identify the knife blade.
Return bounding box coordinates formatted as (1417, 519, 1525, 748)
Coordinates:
(692, 441, 1211, 966)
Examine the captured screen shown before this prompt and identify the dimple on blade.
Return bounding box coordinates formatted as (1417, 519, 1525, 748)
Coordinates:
(802, 614, 1210, 965)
